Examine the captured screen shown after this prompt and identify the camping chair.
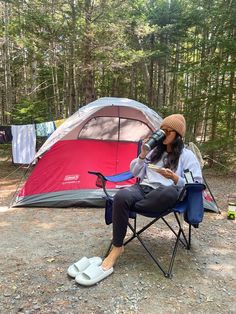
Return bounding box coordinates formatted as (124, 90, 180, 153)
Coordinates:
(88, 170, 205, 278)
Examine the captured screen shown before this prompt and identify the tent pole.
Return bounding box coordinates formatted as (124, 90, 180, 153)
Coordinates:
(203, 174, 220, 213)
(9, 164, 33, 208)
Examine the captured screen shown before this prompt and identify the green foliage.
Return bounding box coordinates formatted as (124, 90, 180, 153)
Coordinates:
(9, 99, 49, 124)
(201, 138, 235, 166)
(0, 144, 11, 160)
(0, 0, 235, 166)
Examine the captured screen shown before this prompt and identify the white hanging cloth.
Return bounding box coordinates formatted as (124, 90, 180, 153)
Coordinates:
(11, 124, 36, 164)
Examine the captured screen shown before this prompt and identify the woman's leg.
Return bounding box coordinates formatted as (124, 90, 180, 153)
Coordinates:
(134, 185, 180, 214)
(102, 185, 143, 270)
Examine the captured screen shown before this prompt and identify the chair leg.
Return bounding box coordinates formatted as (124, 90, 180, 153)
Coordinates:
(125, 220, 167, 277)
(174, 212, 190, 249)
(123, 213, 192, 278)
(104, 240, 113, 258)
(188, 224, 192, 249)
(166, 229, 182, 278)
(162, 216, 188, 248)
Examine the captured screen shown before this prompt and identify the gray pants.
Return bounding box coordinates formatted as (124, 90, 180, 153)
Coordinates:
(112, 184, 181, 247)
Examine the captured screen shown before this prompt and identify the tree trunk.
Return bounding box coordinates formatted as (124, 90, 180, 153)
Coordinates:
(2, 2, 12, 124)
(83, 0, 96, 104)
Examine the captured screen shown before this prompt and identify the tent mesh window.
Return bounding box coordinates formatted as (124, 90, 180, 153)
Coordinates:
(79, 117, 152, 141)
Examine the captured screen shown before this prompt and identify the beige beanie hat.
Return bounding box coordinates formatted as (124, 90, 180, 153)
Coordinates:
(160, 114, 186, 138)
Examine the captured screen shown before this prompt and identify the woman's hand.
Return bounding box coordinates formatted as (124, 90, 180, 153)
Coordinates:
(139, 138, 150, 159)
(157, 168, 179, 184)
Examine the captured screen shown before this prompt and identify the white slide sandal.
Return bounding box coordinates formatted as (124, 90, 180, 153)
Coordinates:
(75, 263, 113, 286)
(67, 256, 102, 278)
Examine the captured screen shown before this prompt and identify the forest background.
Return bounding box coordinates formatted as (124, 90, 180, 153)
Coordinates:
(0, 0, 235, 167)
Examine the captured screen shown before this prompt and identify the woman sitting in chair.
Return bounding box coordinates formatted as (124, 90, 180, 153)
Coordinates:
(101, 114, 202, 271)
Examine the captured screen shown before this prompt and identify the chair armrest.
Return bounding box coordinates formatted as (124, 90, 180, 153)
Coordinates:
(88, 171, 109, 197)
(88, 170, 134, 199)
(104, 171, 134, 182)
(174, 183, 206, 227)
(177, 183, 206, 201)
(185, 183, 206, 227)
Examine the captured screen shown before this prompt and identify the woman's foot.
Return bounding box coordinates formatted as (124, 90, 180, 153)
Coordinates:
(101, 246, 124, 271)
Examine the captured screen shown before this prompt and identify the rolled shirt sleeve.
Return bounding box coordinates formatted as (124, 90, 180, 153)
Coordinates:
(130, 148, 203, 188)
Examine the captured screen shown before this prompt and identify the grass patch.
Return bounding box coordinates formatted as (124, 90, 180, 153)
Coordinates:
(0, 144, 12, 161)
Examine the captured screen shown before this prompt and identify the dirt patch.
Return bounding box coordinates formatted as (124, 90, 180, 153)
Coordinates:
(0, 161, 236, 314)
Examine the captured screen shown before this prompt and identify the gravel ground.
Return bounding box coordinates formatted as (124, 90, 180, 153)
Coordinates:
(0, 164, 236, 314)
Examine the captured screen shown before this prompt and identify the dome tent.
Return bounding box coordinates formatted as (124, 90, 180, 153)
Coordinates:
(12, 97, 162, 208)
